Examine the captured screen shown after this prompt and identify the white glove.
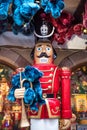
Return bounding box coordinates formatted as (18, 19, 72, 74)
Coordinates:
(14, 87, 25, 99)
(71, 113, 76, 123)
(60, 119, 71, 130)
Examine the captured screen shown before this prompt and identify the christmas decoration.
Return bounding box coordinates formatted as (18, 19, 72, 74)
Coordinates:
(71, 66, 87, 94)
(41, 0, 65, 18)
(71, 65, 87, 124)
(0, 0, 87, 45)
(0, 0, 12, 20)
(0, 0, 65, 35)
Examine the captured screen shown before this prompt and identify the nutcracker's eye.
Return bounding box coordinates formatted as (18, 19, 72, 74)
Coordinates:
(46, 47, 51, 51)
(37, 47, 42, 51)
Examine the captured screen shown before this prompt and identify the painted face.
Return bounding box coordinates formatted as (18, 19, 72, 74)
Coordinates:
(34, 42, 53, 64)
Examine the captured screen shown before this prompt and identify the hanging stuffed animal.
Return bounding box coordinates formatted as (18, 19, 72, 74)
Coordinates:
(12, 0, 40, 34)
(0, 0, 12, 33)
(7, 65, 45, 111)
(0, 0, 12, 20)
(49, 10, 75, 44)
(41, 0, 65, 18)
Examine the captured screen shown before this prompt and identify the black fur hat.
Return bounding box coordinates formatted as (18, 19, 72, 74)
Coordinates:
(33, 8, 55, 41)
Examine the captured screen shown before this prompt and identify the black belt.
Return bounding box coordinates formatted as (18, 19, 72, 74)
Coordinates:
(43, 93, 58, 98)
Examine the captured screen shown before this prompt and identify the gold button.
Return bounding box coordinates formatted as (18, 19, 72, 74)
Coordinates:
(51, 68, 54, 71)
(48, 79, 52, 83)
(48, 86, 51, 89)
(49, 74, 53, 77)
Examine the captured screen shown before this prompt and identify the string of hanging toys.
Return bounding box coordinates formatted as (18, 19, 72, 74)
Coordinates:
(0, 0, 64, 34)
(0, 0, 87, 45)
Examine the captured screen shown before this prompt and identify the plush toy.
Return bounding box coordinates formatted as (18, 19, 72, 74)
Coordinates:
(73, 24, 83, 35)
(50, 11, 75, 44)
(12, 0, 40, 34)
(41, 0, 65, 18)
(0, 0, 12, 20)
(0, 0, 12, 33)
(7, 65, 45, 111)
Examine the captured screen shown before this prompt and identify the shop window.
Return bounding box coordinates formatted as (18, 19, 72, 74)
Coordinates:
(0, 64, 13, 129)
(71, 65, 87, 94)
(0, 64, 28, 130)
(0, 63, 13, 101)
(71, 65, 87, 126)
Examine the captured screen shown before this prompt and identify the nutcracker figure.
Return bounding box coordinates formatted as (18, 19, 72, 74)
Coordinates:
(14, 38, 72, 130)
(10, 9, 75, 130)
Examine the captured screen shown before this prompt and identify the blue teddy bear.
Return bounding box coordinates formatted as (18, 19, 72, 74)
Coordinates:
(0, 0, 12, 20)
(41, 0, 65, 18)
(0, 0, 12, 33)
(7, 65, 45, 111)
(12, 0, 40, 34)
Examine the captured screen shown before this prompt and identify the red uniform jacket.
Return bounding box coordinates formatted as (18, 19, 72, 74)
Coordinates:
(29, 63, 72, 119)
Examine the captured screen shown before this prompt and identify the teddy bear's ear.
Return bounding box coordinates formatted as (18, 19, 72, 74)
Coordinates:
(34, 67, 43, 80)
(24, 65, 43, 82)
